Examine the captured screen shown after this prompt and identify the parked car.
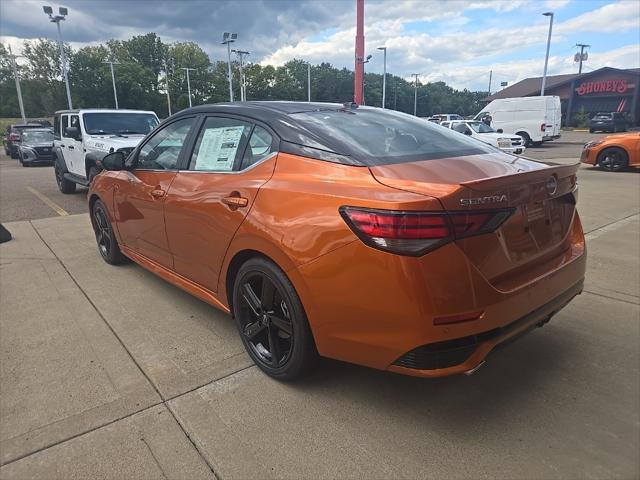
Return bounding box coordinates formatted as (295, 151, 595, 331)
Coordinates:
(589, 112, 627, 133)
(430, 114, 464, 123)
(580, 132, 639, 171)
(4, 123, 46, 158)
(89, 101, 586, 380)
(440, 120, 526, 155)
(18, 128, 55, 166)
(53, 108, 159, 193)
(475, 96, 562, 147)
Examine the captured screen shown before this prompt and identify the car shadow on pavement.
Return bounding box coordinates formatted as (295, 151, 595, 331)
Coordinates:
(292, 322, 576, 430)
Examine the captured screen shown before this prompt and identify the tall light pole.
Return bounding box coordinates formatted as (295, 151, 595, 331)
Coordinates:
(43, 6, 72, 109)
(232, 49, 250, 101)
(487, 70, 492, 96)
(377, 46, 387, 108)
(181, 67, 196, 108)
(222, 32, 237, 102)
(307, 63, 311, 102)
(163, 60, 172, 116)
(102, 60, 120, 109)
(412, 73, 420, 116)
(540, 11, 554, 96)
(360, 54, 372, 105)
(6, 46, 26, 123)
(353, 0, 365, 104)
(575, 43, 590, 74)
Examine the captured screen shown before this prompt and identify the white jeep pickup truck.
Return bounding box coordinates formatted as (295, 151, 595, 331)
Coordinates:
(53, 109, 159, 193)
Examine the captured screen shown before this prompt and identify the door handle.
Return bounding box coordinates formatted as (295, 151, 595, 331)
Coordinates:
(150, 189, 166, 198)
(221, 195, 248, 208)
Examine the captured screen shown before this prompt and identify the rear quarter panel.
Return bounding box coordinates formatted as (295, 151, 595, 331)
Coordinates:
(218, 152, 442, 308)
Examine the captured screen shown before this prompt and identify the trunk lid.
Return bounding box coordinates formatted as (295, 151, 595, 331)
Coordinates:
(370, 153, 579, 290)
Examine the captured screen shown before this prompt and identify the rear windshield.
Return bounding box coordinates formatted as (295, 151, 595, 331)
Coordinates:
(288, 108, 493, 166)
(83, 113, 159, 135)
(22, 130, 54, 143)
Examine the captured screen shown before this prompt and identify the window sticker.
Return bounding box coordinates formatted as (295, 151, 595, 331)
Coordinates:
(195, 126, 245, 171)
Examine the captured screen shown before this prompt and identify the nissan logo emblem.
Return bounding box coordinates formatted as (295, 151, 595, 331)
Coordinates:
(546, 176, 558, 196)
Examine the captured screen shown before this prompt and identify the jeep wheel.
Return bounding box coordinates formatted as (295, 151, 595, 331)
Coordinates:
(88, 165, 101, 185)
(54, 161, 76, 194)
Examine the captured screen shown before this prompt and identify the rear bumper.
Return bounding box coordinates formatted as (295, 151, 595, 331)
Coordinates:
(389, 279, 583, 377)
(296, 212, 586, 377)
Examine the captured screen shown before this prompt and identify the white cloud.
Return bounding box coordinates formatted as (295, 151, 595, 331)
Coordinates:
(261, 0, 639, 90)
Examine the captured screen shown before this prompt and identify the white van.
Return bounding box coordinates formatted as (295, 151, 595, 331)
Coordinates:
(474, 96, 561, 147)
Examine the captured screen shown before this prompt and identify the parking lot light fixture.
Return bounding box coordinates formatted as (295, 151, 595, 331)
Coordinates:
(232, 49, 250, 102)
(541, 11, 554, 96)
(222, 32, 237, 102)
(43, 5, 72, 109)
(102, 60, 120, 109)
(412, 73, 420, 116)
(181, 67, 197, 108)
(6, 46, 26, 123)
(377, 46, 387, 108)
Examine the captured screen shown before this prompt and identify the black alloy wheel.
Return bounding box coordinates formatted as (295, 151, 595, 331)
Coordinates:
(233, 257, 317, 380)
(598, 147, 628, 172)
(54, 160, 76, 193)
(91, 200, 127, 264)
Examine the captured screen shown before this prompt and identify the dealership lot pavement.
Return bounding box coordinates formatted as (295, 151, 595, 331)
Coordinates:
(0, 134, 638, 479)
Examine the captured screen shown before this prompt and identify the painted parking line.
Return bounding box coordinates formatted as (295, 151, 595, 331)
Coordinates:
(25, 187, 69, 217)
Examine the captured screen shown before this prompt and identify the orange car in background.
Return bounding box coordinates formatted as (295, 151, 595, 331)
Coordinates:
(89, 102, 586, 380)
(580, 132, 640, 171)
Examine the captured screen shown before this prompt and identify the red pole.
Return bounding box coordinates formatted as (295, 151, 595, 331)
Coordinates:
(354, 0, 364, 104)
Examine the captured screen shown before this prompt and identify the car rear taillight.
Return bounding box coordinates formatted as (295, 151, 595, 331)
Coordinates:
(540, 123, 546, 132)
(9, 133, 20, 141)
(340, 206, 513, 256)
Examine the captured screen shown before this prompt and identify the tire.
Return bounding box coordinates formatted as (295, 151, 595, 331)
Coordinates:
(532, 141, 543, 147)
(232, 257, 318, 380)
(598, 147, 628, 172)
(10, 150, 18, 159)
(54, 156, 76, 194)
(88, 165, 101, 185)
(589, 128, 594, 133)
(90, 199, 128, 265)
(516, 131, 531, 147)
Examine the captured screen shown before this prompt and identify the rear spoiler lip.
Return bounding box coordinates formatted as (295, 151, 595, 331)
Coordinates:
(460, 162, 579, 191)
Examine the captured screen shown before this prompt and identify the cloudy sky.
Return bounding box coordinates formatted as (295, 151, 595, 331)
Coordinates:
(1, 0, 638, 91)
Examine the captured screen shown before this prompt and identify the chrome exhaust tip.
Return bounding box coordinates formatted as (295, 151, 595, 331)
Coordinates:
(464, 360, 486, 376)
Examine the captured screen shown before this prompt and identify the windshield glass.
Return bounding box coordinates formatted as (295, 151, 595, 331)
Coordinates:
(468, 121, 495, 133)
(22, 130, 54, 143)
(83, 113, 158, 135)
(289, 108, 494, 165)
(593, 113, 612, 119)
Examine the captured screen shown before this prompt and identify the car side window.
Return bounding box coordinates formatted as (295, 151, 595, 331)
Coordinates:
(241, 125, 274, 170)
(61, 115, 70, 137)
(136, 117, 195, 170)
(189, 117, 252, 172)
(53, 116, 61, 139)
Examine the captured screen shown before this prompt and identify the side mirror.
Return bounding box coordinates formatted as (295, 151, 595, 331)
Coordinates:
(65, 126, 81, 140)
(496, 128, 504, 133)
(464, 130, 472, 136)
(101, 151, 126, 171)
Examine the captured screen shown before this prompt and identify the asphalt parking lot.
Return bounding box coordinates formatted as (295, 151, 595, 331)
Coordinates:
(0, 130, 638, 479)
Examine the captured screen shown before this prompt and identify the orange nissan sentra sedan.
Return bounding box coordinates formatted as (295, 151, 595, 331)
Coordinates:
(89, 102, 586, 380)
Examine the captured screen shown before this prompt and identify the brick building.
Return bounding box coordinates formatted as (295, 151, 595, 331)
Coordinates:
(486, 67, 639, 127)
